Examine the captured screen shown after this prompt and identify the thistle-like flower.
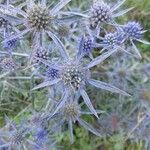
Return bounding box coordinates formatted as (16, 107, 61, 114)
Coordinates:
(122, 21, 150, 59)
(31, 46, 49, 65)
(1, 0, 73, 59)
(134, 84, 150, 109)
(106, 56, 136, 90)
(3, 38, 18, 50)
(77, 35, 95, 59)
(130, 114, 150, 150)
(0, 116, 35, 150)
(48, 99, 101, 143)
(99, 29, 125, 50)
(33, 127, 56, 150)
(0, 56, 18, 71)
(89, 0, 133, 28)
(32, 41, 130, 118)
(0, 17, 10, 29)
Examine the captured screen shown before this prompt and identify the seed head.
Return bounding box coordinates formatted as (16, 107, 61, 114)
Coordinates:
(57, 25, 70, 37)
(27, 5, 51, 30)
(63, 101, 80, 121)
(61, 62, 90, 90)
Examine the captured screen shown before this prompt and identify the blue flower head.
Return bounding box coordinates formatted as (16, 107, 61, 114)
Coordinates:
(31, 47, 49, 64)
(3, 38, 18, 50)
(33, 42, 130, 118)
(121, 21, 149, 59)
(0, 17, 10, 28)
(0, 57, 18, 71)
(78, 36, 94, 58)
(102, 32, 123, 48)
(123, 21, 143, 40)
(1, 0, 73, 56)
(34, 128, 48, 150)
(89, 0, 133, 28)
(46, 67, 60, 80)
(90, 2, 111, 28)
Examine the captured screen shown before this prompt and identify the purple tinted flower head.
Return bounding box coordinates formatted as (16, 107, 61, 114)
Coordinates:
(2, 0, 72, 55)
(90, 2, 111, 28)
(27, 4, 51, 31)
(46, 67, 60, 80)
(11, 127, 29, 145)
(35, 128, 47, 141)
(33, 46, 130, 118)
(0, 57, 18, 71)
(48, 97, 102, 143)
(121, 21, 149, 59)
(0, 116, 33, 149)
(60, 60, 90, 91)
(3, 38, 18, 50)
(57, 24, 70, 38)
(0, 17, 10, 28)
(102, 32, 119, 47)
(34, 128, 48, 150)
(62, 101, 80, 122)
(31, 47, 49, 64)
(78, 36, 94, 58)
(123, 21, 143, 40)
(138, 88, 150, 107)
(89, 0, 133, 28)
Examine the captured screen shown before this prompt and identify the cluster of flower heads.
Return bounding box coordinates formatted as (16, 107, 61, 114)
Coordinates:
(0, 0, 149, 150)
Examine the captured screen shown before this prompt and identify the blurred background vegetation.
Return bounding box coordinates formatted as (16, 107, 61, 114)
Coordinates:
(0, 0, 150, 149)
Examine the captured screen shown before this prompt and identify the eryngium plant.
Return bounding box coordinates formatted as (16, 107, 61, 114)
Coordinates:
(0, 0, 149, 150)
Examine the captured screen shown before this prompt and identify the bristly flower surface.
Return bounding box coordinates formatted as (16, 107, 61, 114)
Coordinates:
(0, 116, 35, 150)
(0, 56, 18, 71)
(77, 35, 95, 59)
(47, 99, 101, 143)
(32, 41, 130, 118)
(89, 0, 133, 28)
(1, 0, 72, 59)
(122, 21, 150, 59)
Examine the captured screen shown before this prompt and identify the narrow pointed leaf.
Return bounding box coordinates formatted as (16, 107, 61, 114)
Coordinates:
(88, 79, 130, 96)
(2, 29, 30, 44)
(113, 7, 134, 18)
(50, 90, 69, 118)
(78, 118, 101, 136)
(130, 39, 142, 59)
(32, 79, 61, 90)
(85, 49, 116, 69)
(136, 39, 150, 45)
(60, 11, 89, 18)
(69, 119, 74, 144)
(80, 89, 99, 118)
(47, 31, 69, 60)
(50, 0, 71, 15)
(111, 0, 126, 12)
